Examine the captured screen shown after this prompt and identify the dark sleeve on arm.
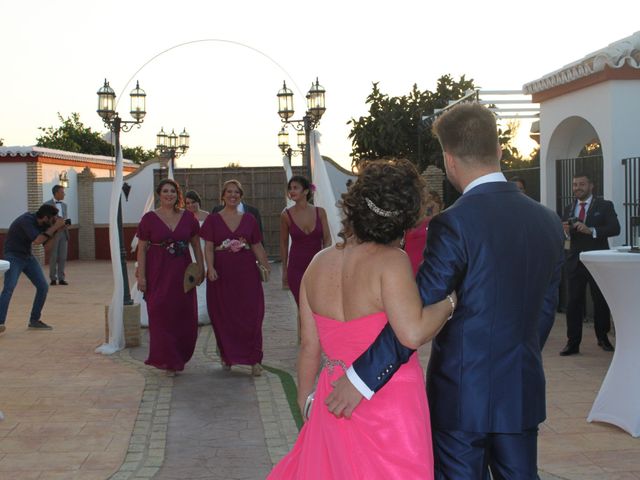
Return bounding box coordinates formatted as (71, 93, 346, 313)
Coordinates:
(539, 226, 565, 348)
(22, 217, 43, 243)
(597, 201, 621, 238)
(351, 323, 415, 393)
(352, 213, 465, 394)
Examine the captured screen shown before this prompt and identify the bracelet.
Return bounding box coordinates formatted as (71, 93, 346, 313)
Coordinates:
(446, 294, 455, 320)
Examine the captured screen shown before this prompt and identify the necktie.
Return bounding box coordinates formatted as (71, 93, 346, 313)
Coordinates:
(578, 202, 586, 222)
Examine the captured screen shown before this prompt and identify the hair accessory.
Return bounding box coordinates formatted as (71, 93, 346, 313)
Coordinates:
(310, 183, 316, 192)
(365, 197, 400, 218)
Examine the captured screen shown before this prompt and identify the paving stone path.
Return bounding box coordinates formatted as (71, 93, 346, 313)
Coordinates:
(4, 261, 634, 479)
(108, 264, 299, 480)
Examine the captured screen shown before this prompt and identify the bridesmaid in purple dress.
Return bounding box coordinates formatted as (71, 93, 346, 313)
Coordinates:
(280, 176, 332, 306)
(201, 180, 271, 376)
(136, 179, 204, 375)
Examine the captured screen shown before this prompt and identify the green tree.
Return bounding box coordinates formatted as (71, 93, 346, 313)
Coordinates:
(37, 113, 155, 164)
(0, 138, 4, 146)
(122, 145, 157, 164)
(348, 75, 519, 172)
(37, 113, 112, 156)
(348, 75, 476, 171)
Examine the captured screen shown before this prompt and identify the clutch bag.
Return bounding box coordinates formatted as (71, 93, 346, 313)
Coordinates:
(303, 391, 315, 422)
(183, 263, 200, 293)
(257, 262, 269, 283)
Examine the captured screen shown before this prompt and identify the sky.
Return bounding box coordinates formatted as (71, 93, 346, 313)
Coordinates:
(1, 0, 638, 171)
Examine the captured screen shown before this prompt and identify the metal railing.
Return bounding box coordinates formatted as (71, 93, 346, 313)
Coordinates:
(622, 157, 640, 245)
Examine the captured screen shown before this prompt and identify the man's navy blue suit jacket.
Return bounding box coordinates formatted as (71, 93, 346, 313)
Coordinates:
(352, 181, 565, 433)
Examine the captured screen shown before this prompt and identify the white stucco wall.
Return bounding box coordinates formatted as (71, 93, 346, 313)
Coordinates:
(42, 164, 78, 222)
(42, 163, 116, 224)
(539, 80, 640, 244)
(0, 163, 27, 228)
(94, 161, 162, 225)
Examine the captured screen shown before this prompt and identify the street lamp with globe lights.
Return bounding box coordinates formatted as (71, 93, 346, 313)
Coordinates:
(277, 78, 326, 171)
(156, 127, 190, 174)
(96, 79, 147, 305)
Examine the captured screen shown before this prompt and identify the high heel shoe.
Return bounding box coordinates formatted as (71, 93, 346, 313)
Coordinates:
(251, 364, 263, 377)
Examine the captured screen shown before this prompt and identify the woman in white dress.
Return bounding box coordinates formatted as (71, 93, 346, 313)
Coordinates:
(185, 190, 211, 326)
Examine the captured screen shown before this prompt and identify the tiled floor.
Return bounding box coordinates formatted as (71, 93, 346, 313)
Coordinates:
(1, 260, 638, 479)
(535, 319, 640, 479)
(0, 261, 144, 479)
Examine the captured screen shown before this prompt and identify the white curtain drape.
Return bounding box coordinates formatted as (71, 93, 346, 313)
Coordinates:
(95, 146, 126, 355)
(309, 131, 341, 244)
(168, 161, 174, 181)
(130, 190, 155, 328)
(282, 153, 295, 208)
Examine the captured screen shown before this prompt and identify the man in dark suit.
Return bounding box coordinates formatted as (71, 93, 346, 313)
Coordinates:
(559, 173, 620, 355)
(44, 185, 69, 285)
(212, 201, 263, 237)
(326, 103, 565, 479)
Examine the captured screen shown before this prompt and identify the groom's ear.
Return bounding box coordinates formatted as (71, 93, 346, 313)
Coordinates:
(443, 151, 455, 173)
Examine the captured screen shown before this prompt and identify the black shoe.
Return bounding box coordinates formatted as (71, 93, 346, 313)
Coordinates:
(598, 338, 615, 352)
(560, 343, 580, 356)
(28, 320, 53, 330)
(58, 280, 68, 286)
(50, 280, 57, 286)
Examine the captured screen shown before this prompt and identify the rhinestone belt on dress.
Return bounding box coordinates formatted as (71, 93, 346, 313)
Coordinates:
(322, 355, 347, 374)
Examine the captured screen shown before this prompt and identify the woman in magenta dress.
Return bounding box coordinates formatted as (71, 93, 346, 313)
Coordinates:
(280, 175, 332, 305)
(136, 179, 204, 375)
(403, 216, 431, 276)
(268, 159, 456, 479)
(201, 179, 271, 376)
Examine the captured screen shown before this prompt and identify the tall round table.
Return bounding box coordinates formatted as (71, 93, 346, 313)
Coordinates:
(0, 259, 7, 420)
(580, 248, 640, 437)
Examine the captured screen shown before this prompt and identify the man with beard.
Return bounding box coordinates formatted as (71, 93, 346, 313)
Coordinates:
(0, 204, 66, 333)
(560, 173, 620, 355)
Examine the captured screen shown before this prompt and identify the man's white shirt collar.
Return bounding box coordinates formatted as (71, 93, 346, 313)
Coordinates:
(463, 172, 507, 195)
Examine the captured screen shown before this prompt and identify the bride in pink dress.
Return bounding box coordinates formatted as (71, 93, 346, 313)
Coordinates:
(268, 159, 456, 479)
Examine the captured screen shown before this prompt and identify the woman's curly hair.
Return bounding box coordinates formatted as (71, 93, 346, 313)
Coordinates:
(338, 158, 426, 246)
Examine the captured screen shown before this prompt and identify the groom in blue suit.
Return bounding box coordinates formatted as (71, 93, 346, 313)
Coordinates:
(326, 104, 565, 479)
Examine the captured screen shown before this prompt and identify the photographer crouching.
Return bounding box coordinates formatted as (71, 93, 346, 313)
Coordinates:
(560, 173, 620, 356)
(0, 204, 66, 334)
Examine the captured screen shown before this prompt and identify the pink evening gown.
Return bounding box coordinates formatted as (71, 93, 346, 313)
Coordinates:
(404, 217, 431, 276)
(268, 312, 434, 479)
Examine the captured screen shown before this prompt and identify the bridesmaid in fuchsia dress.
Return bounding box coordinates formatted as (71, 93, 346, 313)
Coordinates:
(280, 176, 331, 306)
(136, 179, 204, 374)
(201, 180, 271, 376)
